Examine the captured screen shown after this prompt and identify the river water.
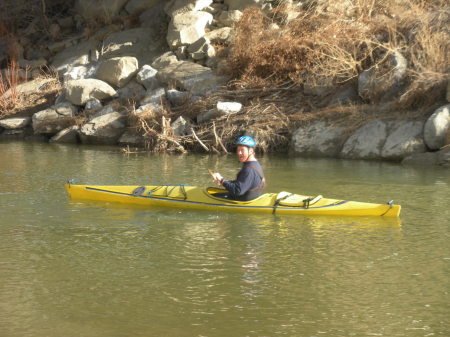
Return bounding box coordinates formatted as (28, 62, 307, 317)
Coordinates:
(0, 141, 449, 337)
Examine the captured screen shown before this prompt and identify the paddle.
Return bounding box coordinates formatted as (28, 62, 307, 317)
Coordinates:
(208, 169, 223, 185)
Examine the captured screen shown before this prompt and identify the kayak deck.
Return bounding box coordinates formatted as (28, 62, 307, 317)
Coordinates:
(64, 183, 401, 217)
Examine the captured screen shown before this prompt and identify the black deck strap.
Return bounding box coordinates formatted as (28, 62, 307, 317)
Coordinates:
(180, 185, 187, 200)
(272, 193, 292, 215)
(380, 200, 394, 216)
(302, 195, 322, 209)
(132, 186, 146, 196)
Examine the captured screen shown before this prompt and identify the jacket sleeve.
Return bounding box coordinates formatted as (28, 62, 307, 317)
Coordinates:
(222, 166, 253, 197)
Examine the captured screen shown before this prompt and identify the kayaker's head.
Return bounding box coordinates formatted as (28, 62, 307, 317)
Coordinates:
(236, 136, 256, 162)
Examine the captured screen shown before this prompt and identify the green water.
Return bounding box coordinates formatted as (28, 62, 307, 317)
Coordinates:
(0, 141, 449, 337)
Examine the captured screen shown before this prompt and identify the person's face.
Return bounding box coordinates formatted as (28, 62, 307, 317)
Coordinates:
(237, 145, 253, 162)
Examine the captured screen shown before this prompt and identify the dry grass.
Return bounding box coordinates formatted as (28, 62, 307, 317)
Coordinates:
(227, 1, 449, 103)
(0, 60, 21, 117)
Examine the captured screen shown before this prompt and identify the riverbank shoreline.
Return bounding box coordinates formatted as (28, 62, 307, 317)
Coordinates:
(1, 1, 449, 166)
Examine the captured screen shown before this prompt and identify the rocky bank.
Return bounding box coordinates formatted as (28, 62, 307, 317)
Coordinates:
(0, 0, 449, 167)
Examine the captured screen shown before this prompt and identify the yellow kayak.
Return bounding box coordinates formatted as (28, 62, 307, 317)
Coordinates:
(64, 183, 401, 217)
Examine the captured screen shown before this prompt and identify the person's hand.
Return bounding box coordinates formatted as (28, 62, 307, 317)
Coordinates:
(212, 172, 224, 186)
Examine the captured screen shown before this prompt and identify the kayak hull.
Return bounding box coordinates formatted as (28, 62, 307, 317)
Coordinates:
(64, 184, 401, 217)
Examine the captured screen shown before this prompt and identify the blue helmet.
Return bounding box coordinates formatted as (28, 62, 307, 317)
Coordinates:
(236, 136, 256, 147)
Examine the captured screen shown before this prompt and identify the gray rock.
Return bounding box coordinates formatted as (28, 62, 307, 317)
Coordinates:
(125, 0, 162, 14)
(101, 28, 168, 66)
(217, 10, 242, 26)
(75, 0, 128, 21)
(328, 85, 359, 106)
(197, 108, 219, 123)
(166, 89, 190, 106)
(139, 3, 170, 31)
(2, 78, 56, 99)
(116, 80, 146, 100)
(32, 102, 78, 134)
(187, 37, 215, 60)
(17, 58, 47, 70)
(118, 130, 146, 147)
(381, 120, 426, 160)
(95, 57, 139, 88)
(50, 126, 80, 143)
(224, 0, 263, 10)
(140, 87, 166, 106)
(437, 146, 450, 167)
(80, 111, 127, 144)
(51, 39, 98, 75)
(401, 152, 438, 166)
(423, 104, 450, 150)
(358, 51, 408, 102)
(167, 11, 213, 48)
(0, 117, 31, 129)
(85, 98, 103, 110)
(88, 106, 116, 120)
(171, 116, 192, 136)
(63, 65, 97, 82)
(151, 52, 179, 70)
(136, 65, 160, 90)
(157, 60, 227, 95)
(216, 101, 242, 114)
(165, 0, 213, 17)
(291, 121, 346, 157)
(341, 120, 388, 159)
(204, 27, 232, 44)
(65, 79, 117, 105)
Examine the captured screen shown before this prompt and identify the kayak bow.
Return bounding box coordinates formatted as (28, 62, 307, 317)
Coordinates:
(64, 183, 401, 217)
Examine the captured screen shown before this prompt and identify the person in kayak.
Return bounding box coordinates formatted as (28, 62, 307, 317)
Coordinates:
(212, 136, 266, 201)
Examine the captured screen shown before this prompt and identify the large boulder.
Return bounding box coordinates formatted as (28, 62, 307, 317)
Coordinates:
(116, 80, 146, 101)
(224, 0, 263, 10)
(358, 51, 408, 102)
(423, 104, 450, 150)
(125, 0, 162, 14)
(75, 0, 128, 21)
(95, 57, 139, 88)
(32, 102, 77, 134)
(50, 39, 98, 75)
(401, 152, 438, 166)
(437, 146, 450, 167)
(166, 89, 190, 106)
(165, 0, 212, 17)
(167, 11, 213, 48)
(80, 111, 126, 144)
(1, 78, 56, 99)
(381, 121, 426, 160)
(157, 61, 226, 95)
(50, 126, 80, 143)
(136, 65, 160, 90)
(204, 27, 232, 44)
(101, 28, 168, 66)
(151, 52, 179, 70)
(139, 3, 170, 31)
(187, 37, 215, 60)
(291, 121, 346, 157)
(341, 120, 388, 159)
(0, 117, 31, 129)
(65, 79, 117, 105)
(118, 130, 146, 147)
(217, 10, 243, 26)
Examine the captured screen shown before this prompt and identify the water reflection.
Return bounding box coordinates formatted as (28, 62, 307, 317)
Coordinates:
(1, 141, 449, 337)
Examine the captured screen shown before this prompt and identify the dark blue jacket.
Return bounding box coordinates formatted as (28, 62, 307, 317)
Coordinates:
(222, 161, 265, 201)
